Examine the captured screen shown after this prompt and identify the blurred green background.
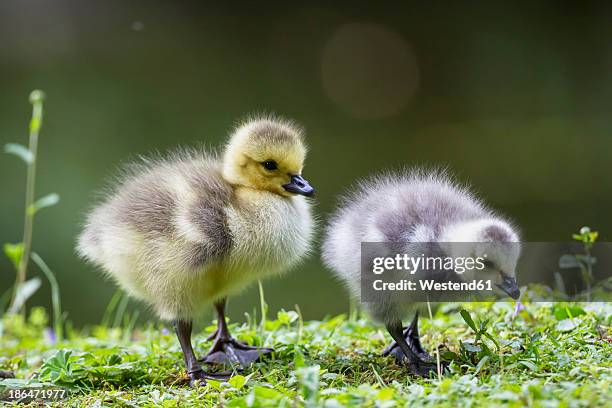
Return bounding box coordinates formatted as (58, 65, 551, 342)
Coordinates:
(1, 2, 612, 326)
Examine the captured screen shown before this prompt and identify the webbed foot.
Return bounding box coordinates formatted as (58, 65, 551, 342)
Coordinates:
(384, 312, 449, 378)
(383, 311, 432, 363)
(201, 337, 274, 367)
(407, 360, 448, 378)
(200, 298, 273, 368)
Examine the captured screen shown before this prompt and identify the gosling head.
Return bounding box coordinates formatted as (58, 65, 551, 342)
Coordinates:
(222, 117, 315, 198)
(441, 218, 521, 300)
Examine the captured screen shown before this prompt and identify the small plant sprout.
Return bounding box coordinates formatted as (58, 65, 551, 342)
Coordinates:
(460, 309, 501, 355)
(4, 90, 60, 314)
(258, 280, 268, 334)
(558, 226, 598, 301)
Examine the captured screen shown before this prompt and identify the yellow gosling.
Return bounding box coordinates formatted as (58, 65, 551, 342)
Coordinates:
(77, 116, 315, 385)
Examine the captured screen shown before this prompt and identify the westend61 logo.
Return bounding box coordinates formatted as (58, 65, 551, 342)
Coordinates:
(359, 242, 612, 303)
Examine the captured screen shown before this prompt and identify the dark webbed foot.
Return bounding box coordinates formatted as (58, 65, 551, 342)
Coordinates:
(407, 360, 447, 378)
(200, 298, 273, 368)
(387, 346, 449, 377)
(383, 311, 432, 362)
(202, 336, 274, 367)
(384, 328, 433, 364)
(384, 313, 449, 378)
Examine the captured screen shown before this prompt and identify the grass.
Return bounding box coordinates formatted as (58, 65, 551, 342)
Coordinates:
(2, 91, 611, 407)
(1, 286, 611, 407)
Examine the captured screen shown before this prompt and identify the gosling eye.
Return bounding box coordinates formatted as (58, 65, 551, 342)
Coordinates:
(262, 160, 278, 171)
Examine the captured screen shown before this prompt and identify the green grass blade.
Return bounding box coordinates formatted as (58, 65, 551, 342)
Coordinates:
(31, 252, 64, 341)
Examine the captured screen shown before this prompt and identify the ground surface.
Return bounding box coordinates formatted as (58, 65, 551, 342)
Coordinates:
(1, 287, 611, 407)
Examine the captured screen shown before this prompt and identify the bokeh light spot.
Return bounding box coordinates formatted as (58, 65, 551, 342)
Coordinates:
(321, 23, 419, 119)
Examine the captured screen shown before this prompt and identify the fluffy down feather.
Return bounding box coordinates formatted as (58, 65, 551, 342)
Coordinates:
(78, 118, 314, 321)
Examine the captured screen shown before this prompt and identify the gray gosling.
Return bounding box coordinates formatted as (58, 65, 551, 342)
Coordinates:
(322, 170, 520, 377)
(77, 117, 315, 385)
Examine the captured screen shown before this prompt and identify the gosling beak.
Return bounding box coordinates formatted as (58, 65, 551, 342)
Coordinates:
(283, 174, 315, 197)
(496, 276, 520, 300)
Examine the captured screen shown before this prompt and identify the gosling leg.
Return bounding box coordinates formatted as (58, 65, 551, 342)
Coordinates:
(385, 319, 446, 377)
(173, 320, 230, 386)
(201, 298, 274, 367)
(383, 311, 432, 361)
